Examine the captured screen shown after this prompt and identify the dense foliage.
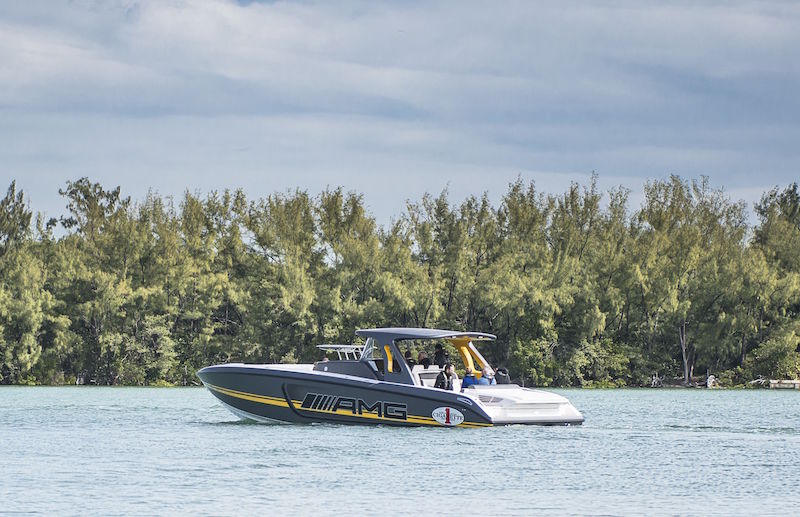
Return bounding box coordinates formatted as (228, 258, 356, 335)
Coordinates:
(1, 176, 798, 386)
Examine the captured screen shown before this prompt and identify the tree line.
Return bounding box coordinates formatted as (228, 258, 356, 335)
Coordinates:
(1, 176, 798, 386)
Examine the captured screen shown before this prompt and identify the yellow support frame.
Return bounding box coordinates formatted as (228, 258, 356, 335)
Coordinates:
(447, 337, 489, 379)
(384, 345, 393, 373)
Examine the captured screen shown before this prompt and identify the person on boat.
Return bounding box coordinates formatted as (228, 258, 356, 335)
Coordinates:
(433, 343, 448, 368)
(404, 349, 417, 367)
(417, 351, 432, 369)
(477, 366, 496, 385)
(494, 367, 511, 384)
(461, 367, 479, 390)
(434, 363, 457, 390)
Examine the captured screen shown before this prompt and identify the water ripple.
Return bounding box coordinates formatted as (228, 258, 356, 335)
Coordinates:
(1, 387, 799, 515)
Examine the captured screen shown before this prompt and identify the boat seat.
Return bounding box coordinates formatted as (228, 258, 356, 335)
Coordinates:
(415, 368, 441, 387)
(411, 364, 441, 373)
(410, 365, 462, 390)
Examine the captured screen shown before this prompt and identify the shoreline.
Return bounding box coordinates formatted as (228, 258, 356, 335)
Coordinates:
(2, 382, 795, 390)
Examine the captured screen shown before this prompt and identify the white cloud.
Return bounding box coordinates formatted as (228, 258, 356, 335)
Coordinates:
(1, 0, 798, 224)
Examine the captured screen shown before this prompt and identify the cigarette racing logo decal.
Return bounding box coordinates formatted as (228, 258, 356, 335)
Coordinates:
(432, 406, 464, 426)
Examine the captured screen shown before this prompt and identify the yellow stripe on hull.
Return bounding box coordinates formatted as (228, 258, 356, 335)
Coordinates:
(293, 404, 491, 427)
(205, 383, 292, 408)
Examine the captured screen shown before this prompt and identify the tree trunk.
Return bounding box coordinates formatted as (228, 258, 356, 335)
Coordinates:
(679, 321, 691, 385)
(740, 335, 747, 365)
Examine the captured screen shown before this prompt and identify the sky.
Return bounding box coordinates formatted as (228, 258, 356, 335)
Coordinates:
(2, 0, 799, 224)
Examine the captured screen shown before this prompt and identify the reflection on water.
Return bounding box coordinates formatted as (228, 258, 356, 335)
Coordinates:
(1, 387, 798, 515)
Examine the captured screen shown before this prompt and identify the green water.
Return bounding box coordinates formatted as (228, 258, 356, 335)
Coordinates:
(1, 387, 798, 516)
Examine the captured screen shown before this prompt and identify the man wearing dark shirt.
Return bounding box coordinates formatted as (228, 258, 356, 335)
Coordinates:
(433, 343, 448, 368)
(434, 363, 457, 390)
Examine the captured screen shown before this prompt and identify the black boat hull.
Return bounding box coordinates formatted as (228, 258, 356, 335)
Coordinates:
(198, 364, 494, 428)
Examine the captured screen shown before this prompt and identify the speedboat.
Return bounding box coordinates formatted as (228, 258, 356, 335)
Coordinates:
(197, 328, 584, 427)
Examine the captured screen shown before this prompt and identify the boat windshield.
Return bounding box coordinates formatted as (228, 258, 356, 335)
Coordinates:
(359, 337, 395, 375)
(359, 338, 379, 360)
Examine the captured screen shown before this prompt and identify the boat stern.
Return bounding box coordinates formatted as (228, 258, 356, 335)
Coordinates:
(471, 386, 584, 425)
